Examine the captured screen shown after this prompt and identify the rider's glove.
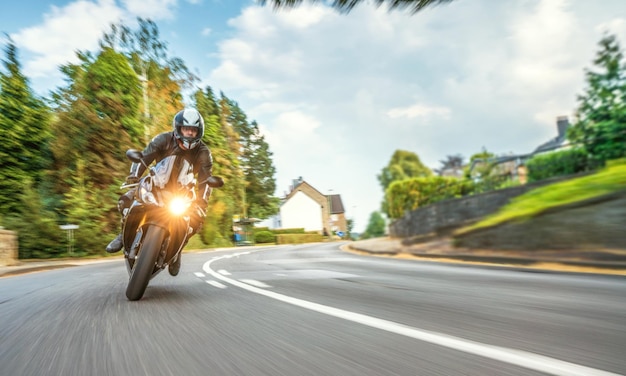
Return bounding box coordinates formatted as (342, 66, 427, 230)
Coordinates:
(125, 175, 140, 185)
(189, 202, 206, 235)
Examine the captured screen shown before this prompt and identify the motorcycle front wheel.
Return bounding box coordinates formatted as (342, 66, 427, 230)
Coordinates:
(126, 225, 166, 301)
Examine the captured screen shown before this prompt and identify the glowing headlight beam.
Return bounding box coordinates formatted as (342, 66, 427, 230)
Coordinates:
(169, 197, 191, 216)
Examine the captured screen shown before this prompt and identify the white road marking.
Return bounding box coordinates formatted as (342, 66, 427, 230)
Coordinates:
(206, 280, 227, 289)
(194, 272, 205, 278)
(239, 279, 271, 288)
(218, 269, 231, 276)
(203, 252, 619, 376)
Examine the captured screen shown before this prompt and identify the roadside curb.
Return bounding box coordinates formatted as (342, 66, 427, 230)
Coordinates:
(344, 241, 626, 276)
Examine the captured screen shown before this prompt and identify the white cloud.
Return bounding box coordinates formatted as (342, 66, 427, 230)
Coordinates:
(121, 0, 177, 20)
(595, 17, 626, 35)
(387, 103, 451, 120)
(9, 0, 178, 85)
(11, 0, 124, 78)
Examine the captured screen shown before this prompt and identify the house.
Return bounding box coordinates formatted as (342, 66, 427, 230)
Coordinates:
(278, 177, 347, 235)
(468, 116, 572, 182)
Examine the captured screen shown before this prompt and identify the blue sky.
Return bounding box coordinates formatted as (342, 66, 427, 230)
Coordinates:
(2, 0, 625, 232)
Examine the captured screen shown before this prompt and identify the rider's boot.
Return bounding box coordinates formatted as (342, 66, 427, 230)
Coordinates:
(106, 195, 132, 254)
(106, 233, 123, 253)
(168, 254, 181, 276)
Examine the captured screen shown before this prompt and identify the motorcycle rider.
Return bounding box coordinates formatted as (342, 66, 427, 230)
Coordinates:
(105, 107, 214, 276)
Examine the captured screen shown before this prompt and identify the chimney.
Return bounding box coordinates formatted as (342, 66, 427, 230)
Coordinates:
(556, 116, 569, 138)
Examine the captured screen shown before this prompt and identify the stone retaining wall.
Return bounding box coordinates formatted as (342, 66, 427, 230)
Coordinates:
(454, 191, 626, 250)
(0, 229, 18, 266)
(388, 175, 579, 239)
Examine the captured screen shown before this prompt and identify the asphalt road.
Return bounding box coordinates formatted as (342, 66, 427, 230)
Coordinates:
(1, 242, 624, 376)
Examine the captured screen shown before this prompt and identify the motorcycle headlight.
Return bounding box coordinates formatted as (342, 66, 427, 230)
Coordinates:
(169, 197, 191, 216)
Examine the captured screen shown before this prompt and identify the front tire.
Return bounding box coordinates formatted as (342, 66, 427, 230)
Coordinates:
(126, 226, 166, 301)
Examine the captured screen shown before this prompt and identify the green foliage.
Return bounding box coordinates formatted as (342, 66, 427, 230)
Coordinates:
(266, 228, 305, 235)
(61, 161, 112, 255)
(568, 34, 626, 165)
(360, 211, 386, 239)
(465, 147, 496, 178)
(378, 150, 432, 191)
(526, 148, 597, 182)
(0, 40, 52, 216)
(4, 179, 64, 259)
(224, 96, 279, 219)
(254, 230, 276, 243)
(384, 176, 475, 219)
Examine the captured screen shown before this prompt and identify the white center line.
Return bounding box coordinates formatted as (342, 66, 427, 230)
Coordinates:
(206, 280, 227, 289)
(239, 279, 271, 288)
(203, 252, 619, 376)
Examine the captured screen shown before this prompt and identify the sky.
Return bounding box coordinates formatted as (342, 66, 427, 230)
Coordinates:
(1, 0, 625, 233)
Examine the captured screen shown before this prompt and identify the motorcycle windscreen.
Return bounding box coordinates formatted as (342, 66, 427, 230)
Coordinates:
(151, 155, 195, 190)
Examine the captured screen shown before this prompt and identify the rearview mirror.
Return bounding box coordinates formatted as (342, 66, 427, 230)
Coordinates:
(126, 149, 144, 163)
(204, 176, 224, 188)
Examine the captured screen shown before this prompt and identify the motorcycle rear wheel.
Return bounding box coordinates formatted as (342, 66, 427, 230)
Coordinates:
(126, 226, 165, 301)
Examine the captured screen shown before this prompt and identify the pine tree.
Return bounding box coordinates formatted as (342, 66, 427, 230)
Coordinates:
(0, 40, 52, 217)
(569, 34, 626, 164)
(242, 121, 279, 219)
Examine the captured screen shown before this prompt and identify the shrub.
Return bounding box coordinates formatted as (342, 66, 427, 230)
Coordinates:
(276, 233, 323, 244)
(254, 230, 276, 244)
(385, 176, 475, 219)
(526, 148, 597, 182)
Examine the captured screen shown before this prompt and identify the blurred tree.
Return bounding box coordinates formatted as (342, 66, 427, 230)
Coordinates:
(464, 147, 495, 178)
(259, 0, 453, 14)
(49, 48, 141, 195)
(378, 149, 432, 190)
(61, 160, 110, 255)
(568, 33, 626, 164)
(221, 95, 279, 220)
(241, 120, 280, 219)
(345, 217, 354, 240)
(434, 154, 464, 177)
(192, 88, 245, 245)
(0, 39, 52, 218)
(99, 18, 191, 141)
(360, 211, 386, 239)
(5, 178, 64, 259)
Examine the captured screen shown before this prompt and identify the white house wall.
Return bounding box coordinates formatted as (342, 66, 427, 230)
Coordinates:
(280, 191, 322, 232)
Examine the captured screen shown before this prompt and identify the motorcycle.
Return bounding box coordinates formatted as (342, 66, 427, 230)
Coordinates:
(119, 149, 224, 301)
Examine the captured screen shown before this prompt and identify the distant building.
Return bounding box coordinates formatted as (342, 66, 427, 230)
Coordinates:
(267, 177, 347, 234)
(468, 116, 572, 181)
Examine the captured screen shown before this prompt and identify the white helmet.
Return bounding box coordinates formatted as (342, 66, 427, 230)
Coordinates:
(173, 108, 204, 150)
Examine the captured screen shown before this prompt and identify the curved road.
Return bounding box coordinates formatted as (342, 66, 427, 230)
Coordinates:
(1, 243, 624, 375)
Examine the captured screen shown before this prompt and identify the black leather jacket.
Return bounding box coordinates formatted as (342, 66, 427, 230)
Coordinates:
(130, 131, 214, 204)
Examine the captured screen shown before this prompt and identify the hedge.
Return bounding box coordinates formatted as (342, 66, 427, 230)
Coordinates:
(276, 233, 323, 244)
